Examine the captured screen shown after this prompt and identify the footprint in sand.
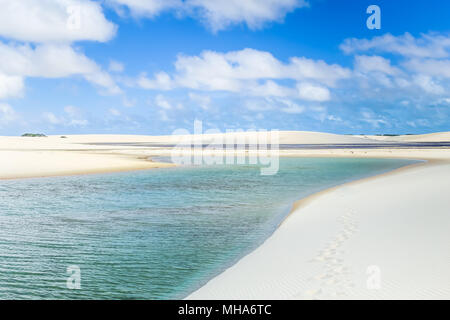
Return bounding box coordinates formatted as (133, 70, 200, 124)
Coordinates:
(302, 208, 360, 299)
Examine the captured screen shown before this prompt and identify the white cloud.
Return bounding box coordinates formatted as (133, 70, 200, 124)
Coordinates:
(355, 55, 400, 76)
(122, 96, 136, 107)
(64, 105, 88, 125)
(279, 99, 304, 114)
(287, 56, 350, 87)
(0, 0, 116, 43)
(327, 115, 342, 122)
(69, 119, 88, 126)
(42, 106, 88, 126)
(64, 105, 79, 116)
(173, 49, 350, 90)
(109, 0, 181, 17)
(138, 48, 349, 100)
(138, 71, 173, 90)
(155, 94, 172, 110)
(189, 92, 211, 110)
(0, 1, 120, 100)
(360, 110, 390, 128)
(244, 97, 305, 114)
(0, 103, 17, 126)
(340, 33, 450, 58)
(413, 75, 444, 94)
(297, 83, 330, 101)
(248, 80, 294, 97)
(43, 112, 64, 125)
(0, 74, 24, 99)
(187, 0, 307, 32)
(438, 98, 450, 105)
(0, 42, 121, 94)
(109, 60, 125, 73)
(158, 109, 171, 122)
(405, 58, 450, 78)
(342, 33, 450, 98)
(245, 99, 274, 111)
(109, 108, 121, 116)
(109, 0, 307, 32)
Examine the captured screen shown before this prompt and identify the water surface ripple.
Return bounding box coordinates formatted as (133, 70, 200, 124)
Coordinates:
(0, 158, 415, 299)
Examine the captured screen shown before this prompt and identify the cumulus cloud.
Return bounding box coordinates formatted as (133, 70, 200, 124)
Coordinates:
(43, 106, 88, 126)
(341, 32, 450, 98)
(0, 0, 116, 43)
(355, 55, 400, 76)
(155, 94, 173, 110)
(152, 94, 183, 121)
(360, 109, 390, 128)
(413, 75, 444, 94)
(138, 72, 173, 90)
(109, 60, 125, 73)
(138, 48, 349, 100)
(248, 81, 294, 98)
(297, 83, 330, 101)
(405, 58, 450, 78)
(0, 103, 17, 126)
(108, 0, 181, 17)
(340, 32, 450, 58)
(43, 112, 64, 125)
(244, 98, 274, 111)
(0, 42, 121, 95)
(109, 0, 307, 32)
(173, 49, 350, 89)
(244, 97, 307, 115)
(278, 99, 305, 114)
(186, 0, 307, 32)
(0, 74, 24, 99)
(0, 0, 120, 104)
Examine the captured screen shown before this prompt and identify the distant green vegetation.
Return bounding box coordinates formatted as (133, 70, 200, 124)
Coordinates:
(21, 133, 47, 137)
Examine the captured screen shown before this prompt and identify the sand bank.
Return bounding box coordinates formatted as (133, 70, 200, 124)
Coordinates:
(0, 131, 438, 179)
(187, 155, 450, 299)
(0, 135, 176, 179)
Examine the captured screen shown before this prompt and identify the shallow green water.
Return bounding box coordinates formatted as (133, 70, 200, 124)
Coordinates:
(0, 158, 416, 299)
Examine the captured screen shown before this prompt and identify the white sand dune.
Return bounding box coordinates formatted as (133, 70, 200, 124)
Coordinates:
(362, 131, 450, 142)
(0, 135, 176, 179)
(187, 159, 450, 300)
(4, 131, 378, 146)
(0, 131, 388, 179)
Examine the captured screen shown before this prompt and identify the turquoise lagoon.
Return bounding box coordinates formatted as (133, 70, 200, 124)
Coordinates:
(0, 158, 416, 299)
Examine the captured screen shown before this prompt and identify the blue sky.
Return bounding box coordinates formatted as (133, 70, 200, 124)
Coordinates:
(1, 0, 450, 135)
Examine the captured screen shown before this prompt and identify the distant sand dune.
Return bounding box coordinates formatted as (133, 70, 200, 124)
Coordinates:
(364, 131, 450, 142)
(1, 131, 449, 179)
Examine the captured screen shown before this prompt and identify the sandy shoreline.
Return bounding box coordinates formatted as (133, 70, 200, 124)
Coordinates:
(1, 131, 449, 179)
(187, 155, 450, 299)
(1, 132, 450, 299)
